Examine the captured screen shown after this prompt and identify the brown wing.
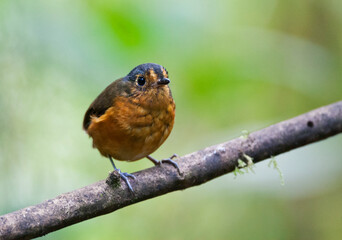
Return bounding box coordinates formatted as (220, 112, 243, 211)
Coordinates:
(83, 78, 129, 130)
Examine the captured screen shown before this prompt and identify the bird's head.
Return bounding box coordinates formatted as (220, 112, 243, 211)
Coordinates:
(126, 63, 170, 91)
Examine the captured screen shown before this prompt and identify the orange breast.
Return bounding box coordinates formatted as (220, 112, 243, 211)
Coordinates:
(87, 92, 175, 161)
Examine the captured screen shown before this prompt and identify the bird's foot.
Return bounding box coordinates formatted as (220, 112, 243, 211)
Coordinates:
(115, 168, 136, 193)
(109, 156, 136, 192)
(147, 154, 181, 174)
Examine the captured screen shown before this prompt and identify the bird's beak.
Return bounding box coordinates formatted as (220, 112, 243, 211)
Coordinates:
(157, 78, 170, 85)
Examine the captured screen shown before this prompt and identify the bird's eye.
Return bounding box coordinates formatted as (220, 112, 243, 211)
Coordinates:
(137, 76, 145, 86)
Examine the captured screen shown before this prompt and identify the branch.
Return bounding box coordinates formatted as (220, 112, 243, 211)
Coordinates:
(1, 101, 342, 240)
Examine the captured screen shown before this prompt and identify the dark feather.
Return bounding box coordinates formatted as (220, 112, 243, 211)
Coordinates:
(83, 77, 131, 130)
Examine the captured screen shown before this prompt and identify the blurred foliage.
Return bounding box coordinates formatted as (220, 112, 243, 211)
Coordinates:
(0, 0, 341, 239)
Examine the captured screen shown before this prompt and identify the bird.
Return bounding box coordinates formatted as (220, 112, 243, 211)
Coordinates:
(83, 63, 179, 192)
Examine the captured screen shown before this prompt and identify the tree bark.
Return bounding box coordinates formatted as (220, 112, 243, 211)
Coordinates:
(1, 101, 342, 240)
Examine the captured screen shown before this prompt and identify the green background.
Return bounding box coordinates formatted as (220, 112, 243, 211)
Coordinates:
(1, 0, 342, 239)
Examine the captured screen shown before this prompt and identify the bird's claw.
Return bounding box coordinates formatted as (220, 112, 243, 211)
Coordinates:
(116, 170, 135, 193)
(161, 158, 179, 170)
(122, 172, 136, 180)
(109, 156, 135, 193)
(148, 154, 181, 174)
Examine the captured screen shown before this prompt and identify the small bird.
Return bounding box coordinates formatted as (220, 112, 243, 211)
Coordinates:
(83, 63, 179, 192)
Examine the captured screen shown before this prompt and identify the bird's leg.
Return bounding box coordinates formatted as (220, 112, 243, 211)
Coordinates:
(147, 154, 180, 174)
(109, 156, 136, 192)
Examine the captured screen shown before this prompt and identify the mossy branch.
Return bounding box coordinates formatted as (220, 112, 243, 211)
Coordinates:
(1, 101, 342, 240)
